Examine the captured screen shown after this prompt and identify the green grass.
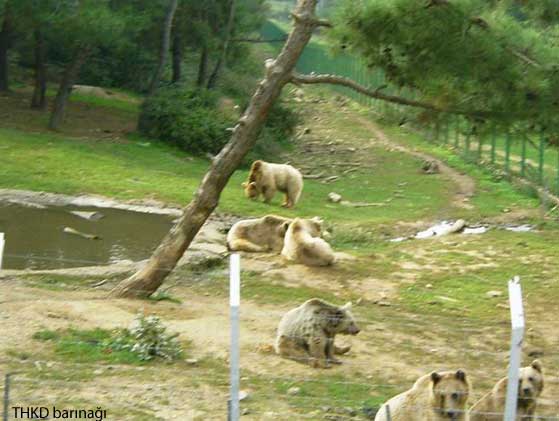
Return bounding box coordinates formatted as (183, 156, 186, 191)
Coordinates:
(70, 92, 140, 114)
(33, 328, 146, 365)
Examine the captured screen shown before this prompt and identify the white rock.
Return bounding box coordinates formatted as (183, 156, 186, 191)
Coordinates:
(328, 192, 342, 203)
(287, 387, 301, 396)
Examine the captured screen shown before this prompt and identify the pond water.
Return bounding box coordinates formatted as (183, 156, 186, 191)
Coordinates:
(0, 203, 175, 270)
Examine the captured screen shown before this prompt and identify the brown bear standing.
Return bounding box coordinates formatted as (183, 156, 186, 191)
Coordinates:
(242, 160, 303, 208)
(275, 298, 359, 368)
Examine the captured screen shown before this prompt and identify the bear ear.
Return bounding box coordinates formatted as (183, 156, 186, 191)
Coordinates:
(341, 302, 352, 310)
(249, 181, 257, 187)
(455, 370, 467, 382)
(531, 360, 543, 373)
(241, 182, 248, 188)
(431, 372, 442, 385)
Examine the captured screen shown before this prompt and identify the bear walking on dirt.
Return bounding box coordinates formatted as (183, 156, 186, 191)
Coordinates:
(275, 298, 360, 368)
(227, 215, 292, 252)
(242, 160, 303, 208)
(281, 217, 335, 266)
(375, 370, 471, 421)
(469, 360, 544, 421)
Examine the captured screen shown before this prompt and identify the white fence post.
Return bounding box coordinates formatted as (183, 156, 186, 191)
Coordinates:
(0, 233, 5, 270)
(385, 404, 392, 421)
(229, 254, 241, 421)
(504, 276, 525, 421)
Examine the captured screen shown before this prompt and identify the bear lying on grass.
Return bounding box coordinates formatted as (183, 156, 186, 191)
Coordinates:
(275, 298, 359, 368)
(227, 215, 291, 252)
(281, 217, 335, 266)
(242, 160, 303, 208)
(469, 360, 543, 421)
(375, 370, 471, 421)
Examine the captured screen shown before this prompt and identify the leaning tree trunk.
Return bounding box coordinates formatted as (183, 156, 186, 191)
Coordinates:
(206, 0, 237, 90)
(196, 45, 209, 87)
(0, 4, 13, 93)
(171, 29, 182, 83)
(48, 47, 90, 130)
(31, 29, 47, 110)
(110, 0, 322, 298)
(147, 0, 178, 94)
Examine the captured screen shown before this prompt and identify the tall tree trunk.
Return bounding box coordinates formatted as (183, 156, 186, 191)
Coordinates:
(31, 29, 47, 110)
(147, 0, 179, 94)
(196, 45, 209, 87)
(110, 0, 322, 298)
(206, 0, 237, 90)
(48, 48, 90, 130)
(171, 29, 182, 83)
(0, 3, 13, 93)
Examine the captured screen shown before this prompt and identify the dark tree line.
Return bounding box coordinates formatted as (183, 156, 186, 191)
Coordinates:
(0, 0, 268, 129)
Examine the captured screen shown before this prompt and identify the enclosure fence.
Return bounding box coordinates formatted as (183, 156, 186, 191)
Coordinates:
(289, 27, 559, 202)
(1, 252, 558, 419)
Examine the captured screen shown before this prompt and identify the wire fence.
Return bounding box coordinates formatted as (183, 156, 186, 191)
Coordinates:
(275, 19, 559, 201)
(1, 248, 559, 420)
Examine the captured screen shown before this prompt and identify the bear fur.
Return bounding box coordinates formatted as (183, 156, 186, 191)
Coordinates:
(226, 215, 292, 252)
(375, 370, 471, 421)
(275, 298, 360, 368)
(281, 217, 335, 266)
(242, 160, 303, 208)
(469, 360, 544, 421)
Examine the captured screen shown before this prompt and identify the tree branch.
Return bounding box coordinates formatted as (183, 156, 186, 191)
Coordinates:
(290, 72, 497, 118)
(291, 12, 332, 28)
(232, 37, 287, 44)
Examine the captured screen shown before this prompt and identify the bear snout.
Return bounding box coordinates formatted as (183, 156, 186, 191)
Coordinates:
(522, 387, 533, 396)
(348, 325, 360, 335)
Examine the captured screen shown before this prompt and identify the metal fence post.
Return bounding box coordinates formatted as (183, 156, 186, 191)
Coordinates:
(229, 254, 241, 421)
(0, 233, 4, 270)
(521, 134, 527, 177)
(505, 129, 512, 175)
(491, 124, 497, 165)
(538, 132, 545, 185)
(504, 277, 525, 421)
(477, 132, 483, 161)
(3, 373, 11, 421)
(454, 118, 460, 148)
(556, 146, 559, 195)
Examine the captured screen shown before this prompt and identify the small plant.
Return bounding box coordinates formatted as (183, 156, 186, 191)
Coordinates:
(106, 313, 183, 361)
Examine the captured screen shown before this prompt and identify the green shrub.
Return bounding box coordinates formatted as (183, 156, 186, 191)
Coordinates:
(139, 85, 300, 162)
(106, 313, 183, 361)
(138, 86, 234, 156)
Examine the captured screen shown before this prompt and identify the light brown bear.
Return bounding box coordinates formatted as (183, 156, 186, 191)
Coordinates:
(242, 160, 303, 208)
(469, 360, 544, 421)
(375, 370, 471, 421)
(275, 298, 360, 368)
(226, 215, 292, 252)
(281, 217, 335, 266)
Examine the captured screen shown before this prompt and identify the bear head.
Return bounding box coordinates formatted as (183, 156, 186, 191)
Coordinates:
(518, 360, 544, 405)
(291, 217, 323, 237)
(430, 370, 470, 419)
(329, 302, 360, 335)
(242, 181, 259, 200)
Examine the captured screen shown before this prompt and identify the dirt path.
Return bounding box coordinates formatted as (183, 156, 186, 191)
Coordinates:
(356, 116, 476, 209)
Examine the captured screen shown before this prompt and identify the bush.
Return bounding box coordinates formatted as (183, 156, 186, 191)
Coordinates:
(106, 313, 183, 361)
(138, 86, 234, 156)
